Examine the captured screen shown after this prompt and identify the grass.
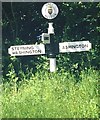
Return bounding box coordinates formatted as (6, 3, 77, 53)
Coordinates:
(1, 69, 99, 118)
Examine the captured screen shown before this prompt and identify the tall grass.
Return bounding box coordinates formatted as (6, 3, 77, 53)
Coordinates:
(1, 69, 99, 118)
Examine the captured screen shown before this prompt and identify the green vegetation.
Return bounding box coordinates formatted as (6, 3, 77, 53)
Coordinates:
(2, 2, 100, 79)
(1, 69, 99, 118)
(1, 2, 100, 118)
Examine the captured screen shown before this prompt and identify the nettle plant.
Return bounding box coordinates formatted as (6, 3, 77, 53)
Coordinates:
(6, 56, 35, 89)
(6, 62, 18, 93)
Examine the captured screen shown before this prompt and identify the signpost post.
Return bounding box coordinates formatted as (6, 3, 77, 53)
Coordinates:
(8, 2, 92, 72)
(41, 2, 59, 72)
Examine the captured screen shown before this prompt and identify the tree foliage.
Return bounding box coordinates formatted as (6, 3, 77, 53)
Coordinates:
(2, 2, 100, 79)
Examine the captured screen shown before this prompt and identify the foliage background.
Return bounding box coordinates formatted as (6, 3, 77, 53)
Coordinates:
(2, 2, 100, 79)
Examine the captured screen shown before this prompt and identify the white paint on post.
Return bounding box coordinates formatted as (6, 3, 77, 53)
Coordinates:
(48, 22, 56, 72)
(50, 58, 56, 72)
(48, 23, 54, 34)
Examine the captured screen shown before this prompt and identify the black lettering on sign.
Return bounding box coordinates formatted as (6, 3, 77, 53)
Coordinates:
(25, 50, 32, 54)
(12, 47, 15, 51)
(19, 51, 22, 54)
(66, 46, 68, 49)
(20, 46, 34, 50)
(32, 50, 41, 53)
(15, 47, 19, 50)
(82, 44, 88, 48)
(12, 47, 19, 51)
(20, 47, 24, 50)
(62, 44, 89, 50)
(79, 44, 82, 48)
(19, 50, 32, 54)
(81, 44, 84, 48)
(37, 50, 41, 53)
(17, 47, 20, 50)
(68, 45, 75, 48)
(62, 46, 65, 49)
(12, 51, 18, 54)
(18, 50, 42, 54)
(76, 45, 79, 48)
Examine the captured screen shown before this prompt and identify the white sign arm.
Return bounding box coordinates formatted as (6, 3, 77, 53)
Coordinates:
(59, 41, 92, 53)
(8, 44, 45, 56)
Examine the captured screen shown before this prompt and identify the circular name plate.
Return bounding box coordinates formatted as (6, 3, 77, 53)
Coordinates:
(41, 2, 59, 20)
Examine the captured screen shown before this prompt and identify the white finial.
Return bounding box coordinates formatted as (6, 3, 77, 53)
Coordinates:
(48, 22, 54, 34)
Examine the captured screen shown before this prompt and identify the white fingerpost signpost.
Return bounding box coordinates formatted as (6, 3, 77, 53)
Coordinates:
(8, 2, 92, 72)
